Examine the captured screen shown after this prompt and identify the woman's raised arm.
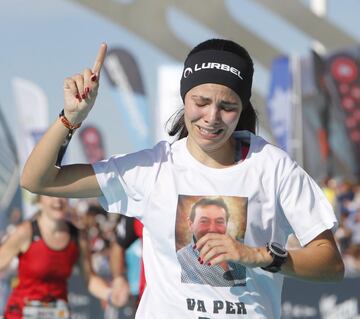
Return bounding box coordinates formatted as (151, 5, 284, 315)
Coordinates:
(21, 43, 107, 198)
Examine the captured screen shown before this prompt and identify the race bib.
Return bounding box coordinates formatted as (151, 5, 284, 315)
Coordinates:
(23, 300, 70, 319)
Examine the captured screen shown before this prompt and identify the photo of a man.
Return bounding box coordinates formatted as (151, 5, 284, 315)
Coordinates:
(176, 196, 247, 287)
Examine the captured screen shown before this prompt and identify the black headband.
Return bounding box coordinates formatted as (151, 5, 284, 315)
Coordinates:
(180, 50, 253, 106)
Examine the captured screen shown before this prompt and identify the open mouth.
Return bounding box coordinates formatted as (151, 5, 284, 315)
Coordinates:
(197, 126, 224, 138)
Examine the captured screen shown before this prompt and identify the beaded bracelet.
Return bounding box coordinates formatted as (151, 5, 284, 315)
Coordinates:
(59, 109, 82, 130)
(55, 109, 82, 168)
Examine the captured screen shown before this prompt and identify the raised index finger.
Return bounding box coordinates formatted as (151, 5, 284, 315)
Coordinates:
(92, 43, 107, 75)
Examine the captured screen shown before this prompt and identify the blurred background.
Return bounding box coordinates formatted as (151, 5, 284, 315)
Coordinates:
(0, 0, 360, 318)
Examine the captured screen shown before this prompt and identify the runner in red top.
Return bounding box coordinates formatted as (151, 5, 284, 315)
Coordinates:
(4, 219, 79, 317)
(0, 195, 127, 318)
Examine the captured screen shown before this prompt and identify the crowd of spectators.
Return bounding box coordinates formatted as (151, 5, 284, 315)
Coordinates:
(321, 178, 360, 277)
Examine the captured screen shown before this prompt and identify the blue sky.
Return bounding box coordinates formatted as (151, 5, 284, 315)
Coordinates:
(1, 0, 360, 162)
(0, 0, 174, 157)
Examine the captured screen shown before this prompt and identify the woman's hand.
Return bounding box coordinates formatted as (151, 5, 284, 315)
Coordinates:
(63, 43, 107, 125)
(195, 233, 271, 268)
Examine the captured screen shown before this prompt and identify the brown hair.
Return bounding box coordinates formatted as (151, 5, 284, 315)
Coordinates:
(189, 197, 230, 222)
(167, 38, 257, 139)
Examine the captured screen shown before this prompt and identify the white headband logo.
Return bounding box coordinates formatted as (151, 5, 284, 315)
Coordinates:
(183, 62, 243, 80)
(183, 67, 193, 78)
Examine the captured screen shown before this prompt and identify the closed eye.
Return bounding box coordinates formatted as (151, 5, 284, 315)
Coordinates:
(195, 102, 208, 107)
(191, 95, 211, 105)
(221, 105, 237, 112)
(219, 99, 241, 111)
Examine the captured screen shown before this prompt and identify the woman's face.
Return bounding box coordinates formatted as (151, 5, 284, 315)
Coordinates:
(38, 195, 68, 220)
(184, 83, 243, 153)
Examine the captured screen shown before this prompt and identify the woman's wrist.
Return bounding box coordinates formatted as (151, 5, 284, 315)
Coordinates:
(257, 246, 274, 268)
(241, 246, 273, 268)
(59, 109, 82, 130)
(55, 109, 81, 168)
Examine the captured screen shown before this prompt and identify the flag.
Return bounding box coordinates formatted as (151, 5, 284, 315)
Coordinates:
(267, 56, 293, 152)
(12, 77, 49, 218)
(313, 47, 360, 181)
(103, 48, 152, 149)
(0, 106, 19, 220)
(301, 52, 331, 180)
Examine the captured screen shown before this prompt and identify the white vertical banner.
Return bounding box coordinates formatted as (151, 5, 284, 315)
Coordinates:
(12, 77, 49, 218)
(156, 65, 183, 143)
(13, 77, 49, 169)
(0, 108, 19, 217)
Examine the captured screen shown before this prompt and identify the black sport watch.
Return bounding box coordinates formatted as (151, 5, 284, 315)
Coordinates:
(261, 242, 288, 273)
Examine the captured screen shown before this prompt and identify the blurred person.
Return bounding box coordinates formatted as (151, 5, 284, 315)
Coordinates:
(320, 177, 337, 209)
(344, 208, 360, 247)
(338, 204, 360, 277)
(335, 180, 355, 217)
(83, 204, 113, 279)
(343, 243, 360, 277)
(85, 205, 107, 253)
(345, 183, 360, 216)
(0, 207, 23, 315)
(110, 215, 144, 306)
(20, 39, 344, 318)
(353, 184, 360, 206)
(334, 213, 352, 254)
(0, 195, 127, 318)
(107, 215, 144, 319)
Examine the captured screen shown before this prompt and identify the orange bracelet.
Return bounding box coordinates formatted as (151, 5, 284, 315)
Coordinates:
(56, 109, 81, 167)
(59, 109, 82, 131)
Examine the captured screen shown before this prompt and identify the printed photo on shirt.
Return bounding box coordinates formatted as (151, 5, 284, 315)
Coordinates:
(175, 195, 248, 287)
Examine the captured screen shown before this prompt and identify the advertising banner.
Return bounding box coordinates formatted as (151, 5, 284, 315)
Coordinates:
(282, 277, 360, 319)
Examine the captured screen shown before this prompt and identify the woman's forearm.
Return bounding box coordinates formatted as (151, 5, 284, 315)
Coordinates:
(281, 230, 344, 281)
(20, 43, 107, 198)
(20, 118, 69, 193)
(282, 243, 344, 281)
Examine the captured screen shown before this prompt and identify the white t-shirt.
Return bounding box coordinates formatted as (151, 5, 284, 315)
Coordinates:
(93, 131, 337, 319)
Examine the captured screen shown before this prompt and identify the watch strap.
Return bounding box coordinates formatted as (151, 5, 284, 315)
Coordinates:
(261, 243, 287, 273)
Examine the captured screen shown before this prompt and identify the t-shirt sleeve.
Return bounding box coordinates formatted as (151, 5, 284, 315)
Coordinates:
(92, 143, 165, 220)
(277, 156, 338, 246)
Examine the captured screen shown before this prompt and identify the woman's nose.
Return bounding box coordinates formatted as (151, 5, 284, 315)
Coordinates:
(204, 105, 221, 124)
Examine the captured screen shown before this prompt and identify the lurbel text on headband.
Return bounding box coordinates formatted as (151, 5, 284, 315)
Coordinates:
(180, 50, 253, 106)
(183, 62, 243, 80)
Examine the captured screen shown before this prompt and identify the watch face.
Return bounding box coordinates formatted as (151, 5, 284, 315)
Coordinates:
(269, 242, 288, 257)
